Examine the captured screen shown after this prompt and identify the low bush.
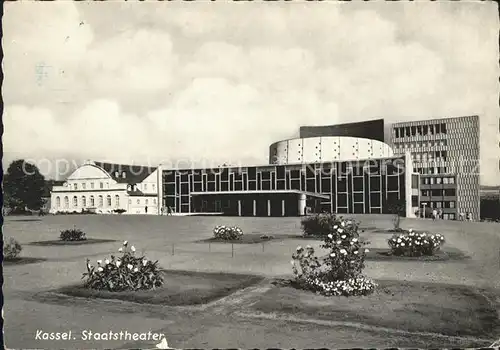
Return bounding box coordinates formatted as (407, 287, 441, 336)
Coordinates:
(388, 229, 445, 257)
(83, 241, 163, 292)
(60, 228, 86, 241)
(4, 237, 22, 260)
(292, 216, 377, 297)
(113, 209, 126, 214)
(213, 225, 243, 240)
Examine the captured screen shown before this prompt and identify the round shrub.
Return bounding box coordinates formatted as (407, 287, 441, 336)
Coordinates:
(83, 241, 163, 292)
(4, 237, 22, 260)
(213, 225, 243, 240)
(292, 216, 376, 297)
(388, 229, 445, 257)
(60, 228, 86, 241)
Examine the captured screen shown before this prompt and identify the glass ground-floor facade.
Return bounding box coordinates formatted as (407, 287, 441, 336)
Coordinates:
(160, 155, 418, 217)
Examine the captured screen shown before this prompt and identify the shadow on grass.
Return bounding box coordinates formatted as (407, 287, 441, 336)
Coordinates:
(3, 257, 48, 266)
(365, 247, 469, 262)
(252, 279, 500, 339)
(28, 238, 117, 246)
(44, 270, 264, 306)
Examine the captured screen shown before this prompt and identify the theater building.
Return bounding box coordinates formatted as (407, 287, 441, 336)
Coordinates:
(160, 123, 419, 217)
(50, 161, 159, 215)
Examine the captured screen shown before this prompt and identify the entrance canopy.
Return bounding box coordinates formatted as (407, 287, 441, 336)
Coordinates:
(190, 190, 330, 200)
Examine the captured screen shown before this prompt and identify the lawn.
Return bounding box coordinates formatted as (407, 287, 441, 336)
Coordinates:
(248, 280, 500, 338)
(53, 270, 264, 306)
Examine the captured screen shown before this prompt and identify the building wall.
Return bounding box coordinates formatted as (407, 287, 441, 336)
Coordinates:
(50, 162, 159, 215)
(161, 156, 415, 217)
(390, 116, 480, 220)
(299, 119, 385, 142)
(269, 136, 393, 165)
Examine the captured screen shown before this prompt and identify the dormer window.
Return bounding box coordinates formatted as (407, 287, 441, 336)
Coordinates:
(122, 172, 127, 179)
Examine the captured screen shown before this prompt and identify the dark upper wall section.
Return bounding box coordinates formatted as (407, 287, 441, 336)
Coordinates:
(299, 119, 385, 142)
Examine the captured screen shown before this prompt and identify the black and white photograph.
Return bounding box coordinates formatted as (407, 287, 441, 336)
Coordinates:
(2, 1, 500, 348)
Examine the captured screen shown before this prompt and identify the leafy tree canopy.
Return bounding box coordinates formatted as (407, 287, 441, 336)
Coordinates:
(4, 160, 46, 212)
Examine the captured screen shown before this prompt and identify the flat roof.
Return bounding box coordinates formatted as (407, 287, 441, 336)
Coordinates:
(190, 190, 330, 200)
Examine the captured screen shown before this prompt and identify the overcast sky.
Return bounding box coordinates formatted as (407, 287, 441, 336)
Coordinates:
(3, 1, 499, 184)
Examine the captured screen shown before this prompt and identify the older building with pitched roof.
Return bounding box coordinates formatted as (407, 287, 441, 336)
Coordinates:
(50, 160, 159, 215)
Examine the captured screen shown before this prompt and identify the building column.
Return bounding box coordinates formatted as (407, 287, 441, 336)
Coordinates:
(298, 193, 307, 216)
(238, 200, 242, 217)
(253, 199, 256, 216)
(281, 199, 286, 216)
(267, 199, 271, 217)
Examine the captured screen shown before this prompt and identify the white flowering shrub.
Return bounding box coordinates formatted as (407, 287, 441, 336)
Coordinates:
(4, 237, 22, 260)
(213, 225, 243, 240)
(83, 241, 163, 291)
(292, 216, 377, 297)
(388, 229, 445, 257)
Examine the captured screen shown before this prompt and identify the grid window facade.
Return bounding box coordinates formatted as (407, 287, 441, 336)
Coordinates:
(391, 116, 480, 219)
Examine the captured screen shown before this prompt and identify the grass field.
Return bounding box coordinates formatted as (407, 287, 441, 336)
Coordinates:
(4, 214, 500, 349)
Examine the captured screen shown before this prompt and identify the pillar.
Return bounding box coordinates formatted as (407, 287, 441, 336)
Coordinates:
(281, 199, 286, 216)
(267, 199, 271, 217)
(253, 199, 256, 216)
(298, 193, 307, 216)
(238, 200, 242, 217)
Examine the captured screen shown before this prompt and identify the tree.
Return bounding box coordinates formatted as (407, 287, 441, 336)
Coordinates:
(388, 198, 406, 231)
(4, 160, 46, 213)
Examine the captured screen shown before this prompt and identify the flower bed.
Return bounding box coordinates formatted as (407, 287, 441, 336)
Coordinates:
(213, 225, 243, 240)
(83, 241, 163, 292)
(388, 229, 445, 257)
(292, 216, 376, 297)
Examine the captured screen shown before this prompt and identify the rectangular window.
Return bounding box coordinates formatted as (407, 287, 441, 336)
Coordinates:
(444, 189, 456, 196)
(435, 124, 441, 134)
(395, 128, 400, 138)
(405, 126, 411, 137)
(436, 201, 442, 208)
(429, 125, 434, 134)
(450, 201, 455, 208)
(411, 126, 416, 136)
(441, 123, 446, 134)
(423, 125, 428, 135)
(436, 177, 442, 184)
(100, 182, 104, 189)
(417, 125, 422, 135)
(449, 177, 455, 184)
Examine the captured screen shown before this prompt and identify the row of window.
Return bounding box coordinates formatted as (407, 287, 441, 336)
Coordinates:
(394, 123, 447, 138)
(164, 173, 404, 196)
(421, 201, 456, 209)
(421, 189, 456, 197)
(413, 167, 449, 175)
(65, 182, 156, 192)
(55, 195, 157, 209)
(421, 176, 455, 185)
(410, 151, 448, 162)
(394, 140, 447, 149)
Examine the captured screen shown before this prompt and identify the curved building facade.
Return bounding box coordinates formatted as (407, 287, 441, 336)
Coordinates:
(299, 118, 385, 142)
(269, 136, 394, 165)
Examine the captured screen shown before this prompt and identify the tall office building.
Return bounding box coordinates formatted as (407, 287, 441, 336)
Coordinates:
(390, 116, 480, 220)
